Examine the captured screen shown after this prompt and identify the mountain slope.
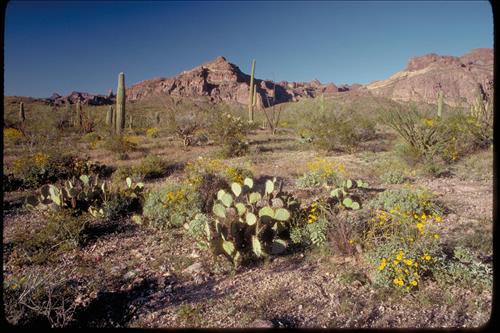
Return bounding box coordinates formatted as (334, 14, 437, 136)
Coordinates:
(365, 48, 493, 106)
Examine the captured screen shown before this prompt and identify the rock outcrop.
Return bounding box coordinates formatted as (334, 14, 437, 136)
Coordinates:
(126, 56, 341, 107)
(46, 91, 114, 106)
(365, 48, 493, 106)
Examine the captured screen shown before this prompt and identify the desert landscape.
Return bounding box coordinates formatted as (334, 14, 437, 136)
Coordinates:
(3, 1, 493, 329)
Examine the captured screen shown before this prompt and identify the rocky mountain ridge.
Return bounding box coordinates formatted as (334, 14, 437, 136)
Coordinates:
(37, 48, 493, 108)
(365, 48, 493, 106)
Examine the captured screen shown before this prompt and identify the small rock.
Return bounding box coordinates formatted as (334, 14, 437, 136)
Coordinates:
(298, 304, 303, 310)
(182, 262, 203, 275)
(251, 319, 274, 328)
(123, 270, 137, 280)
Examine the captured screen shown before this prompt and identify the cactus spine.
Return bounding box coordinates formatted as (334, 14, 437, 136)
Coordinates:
(19, 102, 25, 122)
(248, 59, 256, 122)
(437, 90, 443, 118)
(115, 72, 126, 134)
(106, 106, 113, 126)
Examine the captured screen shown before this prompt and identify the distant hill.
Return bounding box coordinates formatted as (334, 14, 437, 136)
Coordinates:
(365, 48, 493, 106)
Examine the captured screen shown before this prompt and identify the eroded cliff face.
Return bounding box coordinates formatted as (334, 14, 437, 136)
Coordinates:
(366, 48, 493, 106)
(125, 56, 341, 108)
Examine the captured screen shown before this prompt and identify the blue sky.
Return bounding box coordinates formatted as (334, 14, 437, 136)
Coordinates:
(4, 0, 493, 98)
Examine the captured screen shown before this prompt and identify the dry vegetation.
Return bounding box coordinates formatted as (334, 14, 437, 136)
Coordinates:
(3, 93, 493, 328)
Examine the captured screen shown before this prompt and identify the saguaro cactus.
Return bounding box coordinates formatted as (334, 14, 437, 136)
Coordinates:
(248, 59, 256, 122)
(252, 84, 257, 107)
(115, 72, 126, 134)
(75, 100, 82, 127)
(106, 106, 113, 126)
(155, 112, 160, 125)
(19, 102, 25, 122)
(437, 90, 443, 118)
(129, 114, 133, 130)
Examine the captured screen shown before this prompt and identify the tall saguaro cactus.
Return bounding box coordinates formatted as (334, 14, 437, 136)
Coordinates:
(252, 84, 257, 107)
(75, 99, 82, 127)
(115, 72, 126, 134)
(248, 59, 256, 122)
(437, 90, 444, 118)
(106, 106, 113, 126)
(19, 102, 25, 122)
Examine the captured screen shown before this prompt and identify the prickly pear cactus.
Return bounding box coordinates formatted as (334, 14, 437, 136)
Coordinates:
(209, 177, 300, 266)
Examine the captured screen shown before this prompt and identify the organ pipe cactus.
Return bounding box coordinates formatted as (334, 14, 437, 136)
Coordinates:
(248, 59, 256, 122)
(19, 102, 25, 122)
(106, 106, 113, 126)
(437, 90, 443, 118)
(115, 72, 126, 134)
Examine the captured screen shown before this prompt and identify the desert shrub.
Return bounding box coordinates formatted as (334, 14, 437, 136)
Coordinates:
(363, 187, 446, 291)
(366, 187, 444, 216)
(187, 213, 211, 250)
(433, 246, 492, 291)
(185, 157, 253, 187)
(296, 158, 347, 188)
(207, 111, 250, 157)
(464, 94, 493, 149)
(380, 170, 407, 184)
(11, 210, 89, 265)
(4, 127, 25, 144)
(196, 173, 230, 214)
(4, 265, 84, 327)
(111, 155, 167, 183)
(3, 173, 24, 192)
(296, 103, 376, 152)
(381, 105, 474, 168)
(143, 182, 201, 229)
(10, 152, 106, 189)
(100, 135, 137, 159)
(133, 154, 168, 180)
(111, 165, 136, 183)
(290, 201, 329, 248)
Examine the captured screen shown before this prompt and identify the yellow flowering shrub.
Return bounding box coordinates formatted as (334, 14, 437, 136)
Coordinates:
(146, 127, 159, 138)
(185, 157, 252, 187)
(297, 158, 347, 188)
(365, 205, 443, 291)
(4, 128, 24, 144)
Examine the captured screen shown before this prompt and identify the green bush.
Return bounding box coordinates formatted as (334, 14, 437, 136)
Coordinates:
(290, 201, 328, 248)
(296, 158, 347, 189)
(100, 135, 137, 159)
(432, 246, 492, 291)
(296, 103, 376, 152)
(11, 152, 107, 189)
(143, 182, 202, 229)
(12, 210, 89, 265)
(187, 213, 211, 250)
(367, 187, 444, 216)
(380, 170, 407, 184)
(207, 111, 250, 157)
